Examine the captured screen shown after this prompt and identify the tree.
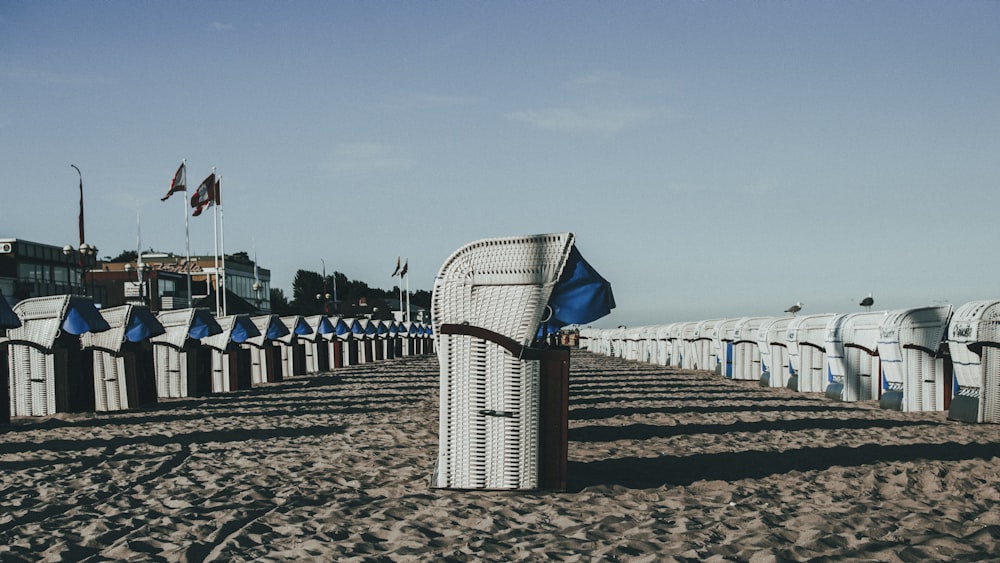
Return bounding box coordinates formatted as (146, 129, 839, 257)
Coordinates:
(291, 269, 324, 314)
(107, 250, 139, 263)
(269, 288, 291, 314)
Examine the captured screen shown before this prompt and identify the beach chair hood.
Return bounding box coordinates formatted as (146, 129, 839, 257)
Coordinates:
(7, 295, 111, 351)
(82, 304, 166, 353)
(544, 245, 615, 329)
(151, 308, 224, 349)
(202, 314, 262, 351)
(245, 314, 290, 346)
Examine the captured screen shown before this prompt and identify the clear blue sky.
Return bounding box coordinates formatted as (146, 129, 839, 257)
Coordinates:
(3, 1, 998, 327)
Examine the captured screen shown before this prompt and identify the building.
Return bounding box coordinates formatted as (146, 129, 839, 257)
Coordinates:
(95, 252, 271, 314)
(1, 238, 271, 315)
(0, 238, 106, 305)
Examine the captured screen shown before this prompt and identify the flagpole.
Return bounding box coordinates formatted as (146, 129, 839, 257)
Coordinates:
(182, 159, 192, 309)
(136, 210, 143, 303)
(405, 261, 411, 322)
(218, 175, 227, 316)
(211, 167, 220, 316)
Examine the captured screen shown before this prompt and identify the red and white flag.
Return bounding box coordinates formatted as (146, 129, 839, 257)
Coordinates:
(162, 161, 187, 201)
(399, 259, 408, 277)
(191, 173, 216, 216)
(391, 256, 401, 277)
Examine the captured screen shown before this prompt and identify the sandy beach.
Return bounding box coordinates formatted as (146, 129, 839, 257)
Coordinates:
(2, 350, 999, 561)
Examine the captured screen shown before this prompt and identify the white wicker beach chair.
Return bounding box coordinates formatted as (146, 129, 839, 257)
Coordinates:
(711, 318, 742, 377)
(245, 314, 290, 385)
(730, 317, 770, 381)
(432, 233, 577, 490)
(823, 311, 886, 402)
(948, 300, 1000, 423)
(202, 315, 260, 393)
(757, 317, 794, 387)
(81, 304, 164, 411)
(151, 308, 222, 398)
(785, 313, 836, 393)
(6, 295, 111, 416)
(877, 305, 953, 412)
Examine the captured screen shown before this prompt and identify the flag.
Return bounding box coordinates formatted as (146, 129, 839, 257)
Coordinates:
(161, 161, 187, 201)
(391, 256, 401, 277)
(191, 173, 215, 216)
(399, 259, 408, 277)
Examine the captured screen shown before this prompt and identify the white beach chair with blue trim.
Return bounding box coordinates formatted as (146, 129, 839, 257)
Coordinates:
(431, 233, 579, 490)
(948, 300, 1000, 423)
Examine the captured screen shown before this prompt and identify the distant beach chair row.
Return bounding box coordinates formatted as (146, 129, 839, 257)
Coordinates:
(579, 300, 1000, 424)
(0, 294, 434, 423)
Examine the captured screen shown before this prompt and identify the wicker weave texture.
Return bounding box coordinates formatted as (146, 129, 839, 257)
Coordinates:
(8, 344, 57, 416)
(81, 305, 130, 354)
(154, 345, 188, 398)
(432, 233, 573, 490)
(948, 300, 1000, 422)
(93, 353, 128, 411)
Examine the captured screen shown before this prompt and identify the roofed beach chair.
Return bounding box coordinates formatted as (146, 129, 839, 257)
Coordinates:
(877, 305, 953, 412)
(202, 315, 260, 393)
(948, 300, 1000, 423)
(6, 295, 111, 416)
(302, 315, 335, 373)
(278, 315, 312, 377)
(244, 314, 290, 385)
(786, 313, 836, 393)
(151, 308, 222, 398)
(431, 232, 613, 491)
(757, 317, 794, 388)
(711, 318, 742, 377)
(824, 311, 885, 402)
(1, 291, 22, 425)
(730, 317, 771, 381)
(81, 304, 165, 411)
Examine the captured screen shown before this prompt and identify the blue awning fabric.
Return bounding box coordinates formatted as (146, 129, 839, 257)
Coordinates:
(293, 317, 312, 335)
(264, 316, 290, 340)
(317, 317, 335, 335)
(188, 309, 223, 340)
(0, 291, 21, 329)
(62, 298, 112, 335)
(334, 318, 351, 336)
(124, 306, 166, 342)
(545, 246, 615, 329)
(229, 315, 262, 344)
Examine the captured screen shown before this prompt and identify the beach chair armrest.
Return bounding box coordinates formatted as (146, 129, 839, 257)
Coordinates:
(438, 323, 546, 361)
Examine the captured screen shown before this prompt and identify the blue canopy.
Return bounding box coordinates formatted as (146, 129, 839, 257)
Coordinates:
(0, 291, 21, 329)
(62, 298, 112, 335)
(229, 315, 262, 344)
(545, 246, 615, 329)
(334, 318, 352, 336)
(317, 316, 335, 335)
(188, 308, 223, 340)
(350, 319, 365, 335)
(263, 316, 290, 340)
(293, 317, 312, 335)
(376, 321, 390, 336)
(124, 306, 166, 342)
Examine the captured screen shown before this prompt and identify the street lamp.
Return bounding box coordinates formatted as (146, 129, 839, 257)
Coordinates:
(63, 242, 98, 296)
(320, 258, 330, 315)
(124, 262, 151, 304)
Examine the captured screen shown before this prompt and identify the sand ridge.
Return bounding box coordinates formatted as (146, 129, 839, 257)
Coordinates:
(1, 351, 999, 561)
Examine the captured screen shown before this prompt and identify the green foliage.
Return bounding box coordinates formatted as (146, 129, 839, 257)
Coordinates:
(269, 288, 292, 314)
(289, 268, 430, 314)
